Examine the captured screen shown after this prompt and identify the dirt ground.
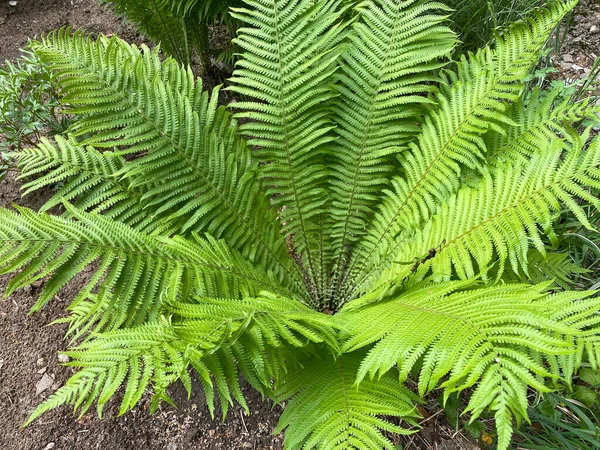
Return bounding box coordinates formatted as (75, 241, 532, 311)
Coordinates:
(554, 0, 600, 82)
(0, 0, 599, 450)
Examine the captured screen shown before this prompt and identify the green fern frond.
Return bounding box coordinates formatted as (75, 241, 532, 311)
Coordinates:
(23, 318, 184, 425)
(502, 249, 588, 288)
(344, 0, 575, 300)
(326, 0, 455, 282)
(30, 31, 304, 295)
(25, 292, 339, 425)
(102, 0, 242, 66)
(169, 292, 343, 417)
(17, 136, 161, 230)
(340, 281, 600, 450)
(486, 86, 600, 165)
(275, 352, 420, 450)
(0, 205, 286, 333)
(229, 0, 348, 297)
(7, 1, 600, 448)
(170, 0, 244, 19)
(168, 292, 341, 351)
(365, 137, 600, 289)
(101, 0, 195, 64)
(24, 316, 239, 425)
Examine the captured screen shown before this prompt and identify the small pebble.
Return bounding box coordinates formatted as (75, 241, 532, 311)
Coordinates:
(36, 373, 54, 395)
(8, 1, 17, 6)
(37, 367, 47, 374)
(24, 285, 32, 294)
(58, 354, 70, 364)
(562, 54, 573, 63)
(591, 25, 598, 33)
(43, 444, 55, 450)
(36, 357, 46, 367)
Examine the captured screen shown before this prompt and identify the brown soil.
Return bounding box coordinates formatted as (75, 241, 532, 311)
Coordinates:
(0, 1, 598, 450)
(0, 0, 141, 61)
(550, 0, 600, 87)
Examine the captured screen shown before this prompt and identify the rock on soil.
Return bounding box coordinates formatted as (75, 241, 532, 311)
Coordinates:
(35, 373, 55, 395)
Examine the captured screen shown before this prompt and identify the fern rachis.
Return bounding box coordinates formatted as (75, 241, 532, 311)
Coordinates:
(2, 1, 600, 449)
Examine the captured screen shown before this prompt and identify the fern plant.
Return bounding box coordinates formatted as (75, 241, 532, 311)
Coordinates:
(3, 0, 600, 448)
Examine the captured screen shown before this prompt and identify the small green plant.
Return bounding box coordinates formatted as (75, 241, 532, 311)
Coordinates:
(0, 48, 70, 181)
(3, 1, 600, 449)
(515, 389, 600, 449)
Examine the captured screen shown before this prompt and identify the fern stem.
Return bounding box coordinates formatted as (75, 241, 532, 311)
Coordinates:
(269, 0, 321, 304)
(330, 0, 408, 304)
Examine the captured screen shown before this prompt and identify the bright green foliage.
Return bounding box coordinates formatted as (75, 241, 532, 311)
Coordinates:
(229, 0, 349, 300)
(326, 0, 455, 290)
(29, 31, 301, 290)
(19, 136, 149, 225)
(2, 1, 600, 449)
(342, 2, 587, 299)
(373, 136, 600, 289)
(339, 281, 600, 449)
(486, 86, 600, 166)
(25, 293, 338, 424)
(275, 353, 421, 449)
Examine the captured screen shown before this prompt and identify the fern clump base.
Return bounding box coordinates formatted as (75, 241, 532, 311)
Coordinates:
(2, 1, 600, 449)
